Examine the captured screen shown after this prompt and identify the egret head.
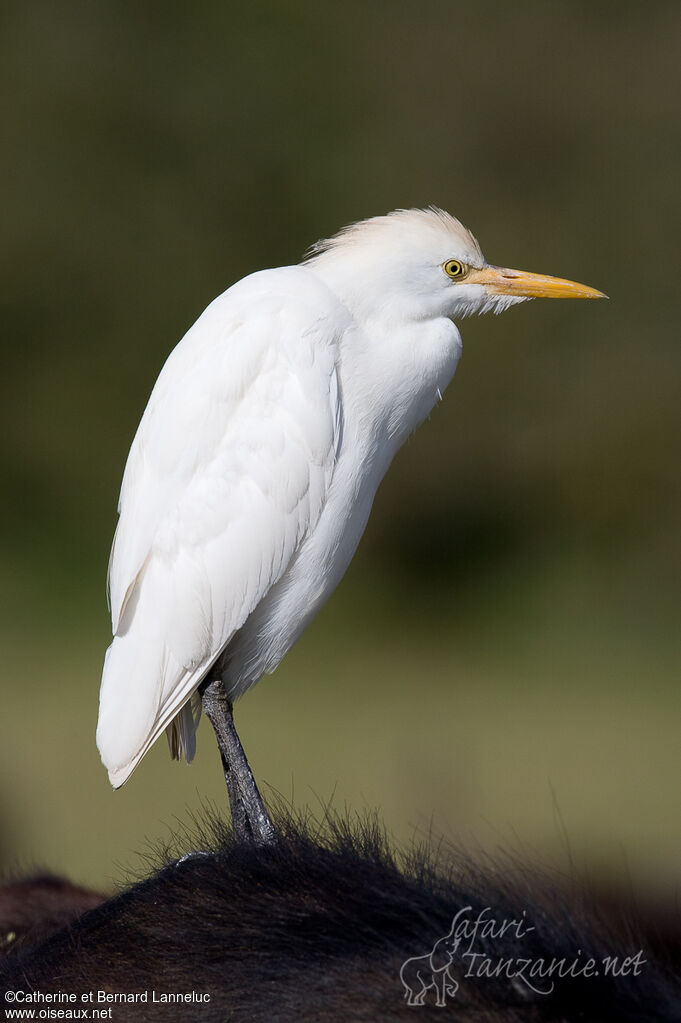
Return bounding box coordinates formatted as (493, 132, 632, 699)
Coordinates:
(307, 207, 605, 323)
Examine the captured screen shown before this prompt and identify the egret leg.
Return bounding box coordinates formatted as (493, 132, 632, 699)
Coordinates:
(201, 679, 276, 846)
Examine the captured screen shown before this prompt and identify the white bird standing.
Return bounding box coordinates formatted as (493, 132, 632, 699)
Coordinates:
(97, 208, 604, 842)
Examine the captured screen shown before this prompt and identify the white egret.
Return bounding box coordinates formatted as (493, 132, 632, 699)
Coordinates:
(97, 208, 604, 842)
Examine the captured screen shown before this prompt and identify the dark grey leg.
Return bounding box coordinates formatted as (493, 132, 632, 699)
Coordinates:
(201, 679, 276, 845)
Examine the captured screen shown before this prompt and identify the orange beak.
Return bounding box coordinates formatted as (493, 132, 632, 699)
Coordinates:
(467, 265, 607, 300)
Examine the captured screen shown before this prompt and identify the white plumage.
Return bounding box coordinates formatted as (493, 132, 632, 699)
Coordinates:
(97, 208, 603, 788)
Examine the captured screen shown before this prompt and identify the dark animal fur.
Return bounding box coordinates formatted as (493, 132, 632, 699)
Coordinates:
(2, 811, 680, 1020)
(0, 875, 106, 955)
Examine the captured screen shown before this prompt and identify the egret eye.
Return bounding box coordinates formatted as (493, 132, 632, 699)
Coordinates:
(443, 259, 467, 279)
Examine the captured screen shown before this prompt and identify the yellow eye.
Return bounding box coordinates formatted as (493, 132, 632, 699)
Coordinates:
(443, 259, 467, 279)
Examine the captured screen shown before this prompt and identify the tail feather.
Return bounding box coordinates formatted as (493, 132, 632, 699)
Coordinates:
(166, 692, 203, 762)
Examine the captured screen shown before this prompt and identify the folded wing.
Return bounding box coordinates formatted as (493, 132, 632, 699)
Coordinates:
(97, 269, 343, 787)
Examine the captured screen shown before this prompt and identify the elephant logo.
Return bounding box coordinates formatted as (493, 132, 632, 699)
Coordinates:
(400, 912, 466, 1007)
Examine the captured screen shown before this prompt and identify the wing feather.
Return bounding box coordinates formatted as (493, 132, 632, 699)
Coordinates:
(97, 268, 344, 786)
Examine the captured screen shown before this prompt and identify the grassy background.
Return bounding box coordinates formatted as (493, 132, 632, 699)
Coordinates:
(1, 1, 679, 893)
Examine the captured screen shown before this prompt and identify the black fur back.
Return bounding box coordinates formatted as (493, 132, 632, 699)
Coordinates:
(2, 812, 679, 1021)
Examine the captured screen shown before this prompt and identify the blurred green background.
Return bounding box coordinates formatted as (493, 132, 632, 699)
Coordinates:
(1, 1, 679, 893)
